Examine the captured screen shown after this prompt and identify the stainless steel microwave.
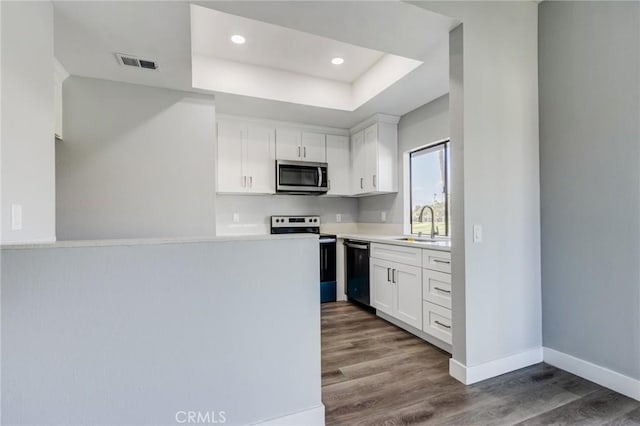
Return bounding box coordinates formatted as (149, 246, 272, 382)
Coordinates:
(276, 160, 328, 194)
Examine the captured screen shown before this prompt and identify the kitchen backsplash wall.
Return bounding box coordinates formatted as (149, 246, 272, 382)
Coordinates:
(216, 194, 358, 235)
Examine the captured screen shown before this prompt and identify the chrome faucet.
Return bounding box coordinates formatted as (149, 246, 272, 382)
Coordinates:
(418, 205, 439, 239)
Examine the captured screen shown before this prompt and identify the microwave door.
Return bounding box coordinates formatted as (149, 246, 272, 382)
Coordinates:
(277, 161, 328, 193)
(280, 165, 318, 186)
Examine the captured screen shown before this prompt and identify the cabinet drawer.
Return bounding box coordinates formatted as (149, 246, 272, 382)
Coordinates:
(371, 243, 422, 267)
(422, 269, 451, 309)
(422, 301, 452, 344)
(422, 249, 451, 273)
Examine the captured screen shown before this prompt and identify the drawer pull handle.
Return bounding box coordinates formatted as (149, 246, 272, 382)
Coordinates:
(432, 259, 451, 264)
(434, 287, 451, 294)
(387, 267, 391, 282)
(435, 320, 451, 329)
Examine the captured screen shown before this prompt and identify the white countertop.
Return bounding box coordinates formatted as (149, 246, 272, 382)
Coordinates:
(1, 233, 317, 250)
(336, 233, 451, 251)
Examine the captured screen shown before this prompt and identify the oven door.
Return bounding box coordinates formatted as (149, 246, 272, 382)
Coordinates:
(276, 160, 328, 193)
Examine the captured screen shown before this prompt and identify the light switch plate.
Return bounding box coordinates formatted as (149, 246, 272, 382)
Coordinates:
(473, 224, 483, 243)
(11, 204, 22, 230)
(232, 213, 240, 224)
(381, 211, 387, 222)
(336, 214, 342, 223)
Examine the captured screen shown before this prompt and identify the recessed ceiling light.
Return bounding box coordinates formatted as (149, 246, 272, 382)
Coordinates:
(231, 35, 246, 45)
(331, 57, 344, 65)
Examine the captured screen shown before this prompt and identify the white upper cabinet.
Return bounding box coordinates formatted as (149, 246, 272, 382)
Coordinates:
(54, 59, 69, 140)
(350, 115, 399, 196)
(217, 121, 245, 193)
(275, 128, 302, 161)
(275, 128, 326, 162)
(217, 119, 275, 194)
(325, 134, 350, 196)
(301, 132, 326, 162)
(350, 130, 365, 193)
(245, 125, 276, 193)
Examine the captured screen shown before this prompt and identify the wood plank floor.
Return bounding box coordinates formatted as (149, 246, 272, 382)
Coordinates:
(321, 301, 640, 426)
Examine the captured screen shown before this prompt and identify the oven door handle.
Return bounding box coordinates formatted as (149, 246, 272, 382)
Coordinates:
(318, 167, 323, 187)
(319, 238, 336, 244)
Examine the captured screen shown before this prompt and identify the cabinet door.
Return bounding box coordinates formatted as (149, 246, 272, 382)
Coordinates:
(351, 130, 365, 194)
(325, 135, 350, 196)
(363, 123, 379, 193)
(301, 132, 326, 162)
(394, 263, 422, 329)
(246, 125, 275, 194)
(371, 258, 394, 315)
(275, 128, 302, 161)
(217, 121, 246, 193)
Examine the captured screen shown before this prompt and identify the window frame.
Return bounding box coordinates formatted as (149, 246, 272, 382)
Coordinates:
(408, 139, 451, 237)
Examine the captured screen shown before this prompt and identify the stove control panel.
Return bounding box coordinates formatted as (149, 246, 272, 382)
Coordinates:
(271, 215, 320, 228)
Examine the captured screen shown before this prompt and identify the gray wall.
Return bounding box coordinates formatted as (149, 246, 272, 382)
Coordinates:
(1, 237, 322, 425)
(56, 76, 216, 240)
(358, 94, 449, 226)
(539, 2, 640, 379)
(1, 1, 56, 243)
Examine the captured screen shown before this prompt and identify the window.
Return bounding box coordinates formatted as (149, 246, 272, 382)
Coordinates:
(409, 140, 450, 236)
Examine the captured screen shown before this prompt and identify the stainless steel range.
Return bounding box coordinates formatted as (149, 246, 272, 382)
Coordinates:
(270, 215, 336, 303)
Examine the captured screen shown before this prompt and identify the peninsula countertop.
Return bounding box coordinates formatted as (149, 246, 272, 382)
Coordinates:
(0, 233, 317, 250)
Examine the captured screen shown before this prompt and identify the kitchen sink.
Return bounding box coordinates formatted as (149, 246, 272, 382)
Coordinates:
(395, 237, 440, 243)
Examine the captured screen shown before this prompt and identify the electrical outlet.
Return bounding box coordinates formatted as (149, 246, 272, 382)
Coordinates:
(336, 214, 342, 223)
(11, 204, 22, 230)
(473, 224, 483, 243)
(232, 213, 240, 224)
(381, 211, 387, 222)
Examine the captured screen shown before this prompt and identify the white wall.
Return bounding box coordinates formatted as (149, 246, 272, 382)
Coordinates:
(358, 94, 449, 226)
(414, 2, 541, 374)
(2, 236, 322, 425)
(216, 195, 358, 235)
(57, 76, 216, 240)
(1, 1, 56, 244)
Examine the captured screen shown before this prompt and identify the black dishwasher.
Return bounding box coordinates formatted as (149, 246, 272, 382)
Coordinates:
(344, 240, 370, 307)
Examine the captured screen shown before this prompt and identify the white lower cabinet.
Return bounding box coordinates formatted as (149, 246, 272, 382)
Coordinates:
(371, 254, 422, 330)
(394, 263, 422, 329)
(423, 301, 452, 345)
(421, 250, 453, 346)
(370, 242, 452, 351)
(422, 269, 452, 309)
(371, 258, 394, 316)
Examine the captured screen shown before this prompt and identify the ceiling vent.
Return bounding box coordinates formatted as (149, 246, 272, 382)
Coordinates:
(115, 53, 158, 70)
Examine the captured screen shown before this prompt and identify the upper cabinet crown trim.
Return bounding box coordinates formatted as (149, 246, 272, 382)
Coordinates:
(217, 114, 349, 136)
(349, 113, 400, 135)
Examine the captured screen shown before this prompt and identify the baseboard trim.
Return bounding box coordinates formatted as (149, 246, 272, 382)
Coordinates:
(253, 404, 325, 426)
(377, 310, 452, 354)
(449, 347, 543, 385)
(543, 347, 640, 401)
